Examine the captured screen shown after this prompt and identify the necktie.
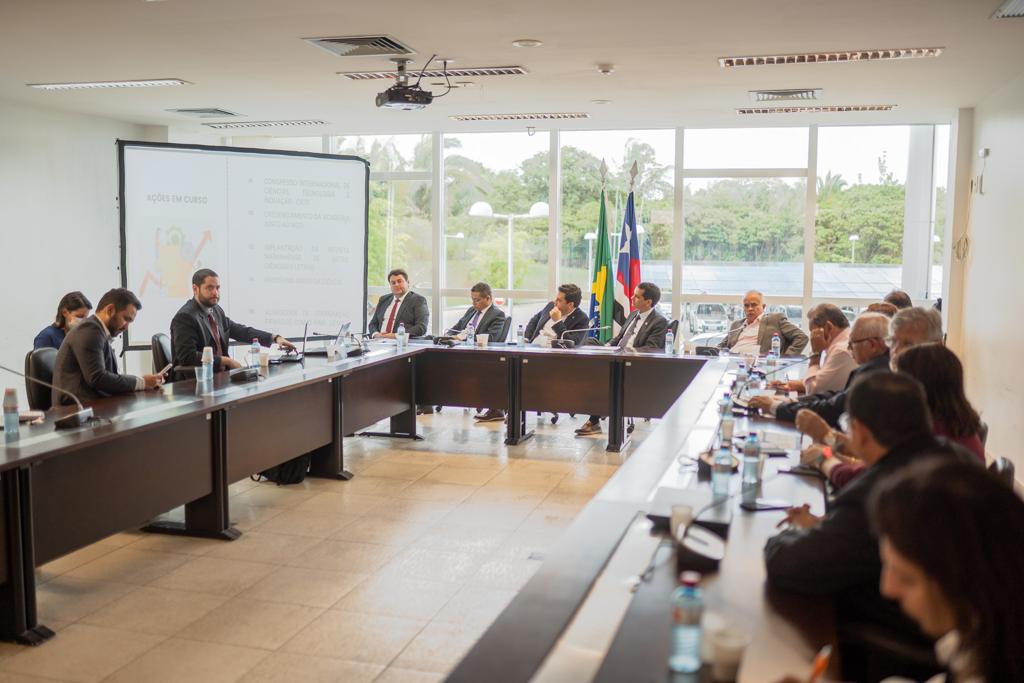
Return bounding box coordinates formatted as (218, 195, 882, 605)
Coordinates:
(384, 298, 402, 334)
(470, 309, 482, 329)
(207, 313, 222, 356)
(617, 314, 638, 348)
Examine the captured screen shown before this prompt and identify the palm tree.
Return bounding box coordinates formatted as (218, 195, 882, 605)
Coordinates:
(816, 171, 847, 204)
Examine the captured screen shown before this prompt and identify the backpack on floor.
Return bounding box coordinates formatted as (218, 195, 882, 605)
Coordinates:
(252, 453, 311, 486)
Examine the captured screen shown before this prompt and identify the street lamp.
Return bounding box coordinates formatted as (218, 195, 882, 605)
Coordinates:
(849, 234, 860, 263)
(584, 231, 597, 284)
(468, 201, 549, 290)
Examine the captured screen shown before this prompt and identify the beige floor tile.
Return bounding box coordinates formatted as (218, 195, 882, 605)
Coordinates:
(104, 637, 267, 683)
(396, 480, 479, 504)
(151, 556, 276, 596)
(506, 459, 578, 474)
(539, 488, 595, 508)
(470, 556, 543, 590)
(240, 566, 367, 608)
(295, 491, 393, 515)
(331, 575, 460, 620)
(432, 584, 517, 627)
(486, 469, 566, 490)
(368, 498, 459, 524)
(178, 597, 323, 650)
(444, 501, 537, 530)
(36, 576, 138, 623)
(330, 515, 433, 546)
(64, 547, 190, 586)
(492, 526, 567, 560)
(289, 539, 400, 574)
(205, 530, 321, 565)
(378, 450, 450, 466)
(391, 620, 487, 674)
(422, 465, 501, 486)
(378, 548, 484, 584)
(238, 653, 382, 683)
(79, 586, 228, 636)
(229, 504, 287, 531)
(231, 484, 320, 508)
(250, 508, 362, 538)
(127, 533, 225, 556)
(424, 453, 508, 470)
(281, 610, 425, 664)
(0, 672, 68, 682)
(374, 668, 445, 683)
(359, 461, 438, 480)
(228, 479, 261, 496)
(0, 623, 163, 683)
(414, 521, 513, 555)
(464, 486, 548, 507)
(330, 475, 414, 497)
(36, 542, 121, 582)
(104, 531, 146, 547)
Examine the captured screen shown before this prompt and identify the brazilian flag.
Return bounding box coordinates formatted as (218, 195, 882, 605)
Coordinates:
(587, 189, 616, 343)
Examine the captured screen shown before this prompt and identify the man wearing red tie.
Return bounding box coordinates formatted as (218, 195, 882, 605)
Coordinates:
(368, 268, 429, 339)
(171, 269, 295, 372)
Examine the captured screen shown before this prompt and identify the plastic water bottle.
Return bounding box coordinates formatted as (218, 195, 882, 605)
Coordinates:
(712, 445, 731, 499)
(250, 338, 261, 368)
(396, 323, 408, 349)
(717, 392, 731, 416)
(3, 388, 19, 441)
(201, 346, 214, 381)
(516, 323, 525, 347)
(765, 350, 777, 373)
(742, 433, 761, 504)
(735, 362, 748, 385)
(668, 571, 704, 673)
(665, 329, 675, 355)
(771, 332, 782, 358)
(465, 321, 476, 347)
(720, 409, 735, 445)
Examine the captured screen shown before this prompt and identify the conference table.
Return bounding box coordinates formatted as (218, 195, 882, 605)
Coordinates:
(0, 340, 705, 646)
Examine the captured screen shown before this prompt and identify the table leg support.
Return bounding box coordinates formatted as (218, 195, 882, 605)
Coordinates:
(607, 361, 629, 452)
(505, 356, 534, 446)
(0, 467, 54, 645)
(309, 377, 354, 480)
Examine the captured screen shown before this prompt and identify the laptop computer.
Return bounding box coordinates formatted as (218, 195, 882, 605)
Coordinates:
(270, 322, 307, 363)
(304, 321, 351, 356)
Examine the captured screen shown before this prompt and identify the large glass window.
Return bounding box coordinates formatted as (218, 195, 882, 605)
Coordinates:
(684, 128, 808, 169)
(444, 132, 549, 291)
(559, 130, 675, 299)
(931, 125, 951, 299)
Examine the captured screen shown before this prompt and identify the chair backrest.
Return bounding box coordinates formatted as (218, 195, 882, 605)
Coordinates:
(668, 319, 679, 337)
(988, 456, 1015, 489)
(498, 316, 513, 342)
(694, 346, 721, 357)
(151, 333, 172, 374)
(24, 347, 57, 411)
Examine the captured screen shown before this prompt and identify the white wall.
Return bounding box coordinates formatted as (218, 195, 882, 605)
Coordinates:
(0, 99, 148, 405)
(956, 72, 1024, 471)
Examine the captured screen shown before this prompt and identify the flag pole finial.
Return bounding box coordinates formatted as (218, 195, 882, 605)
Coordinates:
(629, 161, 638, 191)
(600, 159, 608, 189)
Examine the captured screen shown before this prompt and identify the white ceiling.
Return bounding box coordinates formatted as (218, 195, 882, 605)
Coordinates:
(1, 0, 1023, 135)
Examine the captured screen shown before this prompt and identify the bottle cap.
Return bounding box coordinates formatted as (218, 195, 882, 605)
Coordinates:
(679, 571, 701, 586)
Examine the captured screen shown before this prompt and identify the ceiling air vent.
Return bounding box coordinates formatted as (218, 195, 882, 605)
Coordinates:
(304, 35, 414, 59)
(992, 0, 1024, 18)
(450, 112, 590, 122)
(749, 88, 822, 102)
(737, 105, 896, 114)
(341, 65, 528, 81)
(167, 108, 240, 118)
(720, 47, 942, 68)
(202, 120, 328, 129)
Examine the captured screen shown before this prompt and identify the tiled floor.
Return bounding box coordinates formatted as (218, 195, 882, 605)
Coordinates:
(2, 411, 654, 682)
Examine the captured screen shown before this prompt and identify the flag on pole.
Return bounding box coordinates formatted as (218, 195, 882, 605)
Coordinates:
(613, 188, 642, 335)
(588, 185, 616, 343)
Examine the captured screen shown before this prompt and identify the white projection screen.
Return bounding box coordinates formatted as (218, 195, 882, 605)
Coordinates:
(118, 141, 368, 348)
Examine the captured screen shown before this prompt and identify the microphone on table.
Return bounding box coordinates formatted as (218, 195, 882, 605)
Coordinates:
(550, 323, 613, 349)
(733, 355, 812, 410)
(0, 363, 95, 430)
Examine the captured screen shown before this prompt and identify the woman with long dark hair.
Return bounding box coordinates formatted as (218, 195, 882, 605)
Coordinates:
(894, 344, 985, 462)
(869, 458, 1024, 682)
(33, 291, 92, 350)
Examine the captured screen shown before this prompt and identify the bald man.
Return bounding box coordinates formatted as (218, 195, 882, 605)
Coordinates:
(718, 290, 808, 357)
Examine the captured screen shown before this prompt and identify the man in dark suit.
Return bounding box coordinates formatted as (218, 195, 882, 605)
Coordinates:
(576, 282, 669, 436)
(524, 284, 589, 347)
(52, 288, 165, 405)
(449, 282, 507, 422)
(170, 269, 295, 372)
(717, 290, 808, 357)
(368, 268, 429, 339)
(448, 282, 507, 343)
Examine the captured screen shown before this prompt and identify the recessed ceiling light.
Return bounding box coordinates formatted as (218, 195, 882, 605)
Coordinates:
(450, 112, 589, 122)
(591, 99, 612, 105)
(719, 47, 942, 68)
(28, 78, 190, 91)
(737, 104, 896, 114)
(202, 120, 328, 129)
(512, 39, 543, 48)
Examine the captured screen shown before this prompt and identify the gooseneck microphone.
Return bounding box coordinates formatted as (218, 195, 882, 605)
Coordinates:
(0, 363, 95, 430)
(551, 323, 613, 349)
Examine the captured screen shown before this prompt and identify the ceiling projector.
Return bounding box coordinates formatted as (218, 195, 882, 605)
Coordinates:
(376, 58, 434, 111)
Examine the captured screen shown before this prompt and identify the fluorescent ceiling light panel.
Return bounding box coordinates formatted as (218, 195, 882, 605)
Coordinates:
(28, 78, 190, 91)
(450, 112, 589, 122)
(720, 48, 942, 68)
(340, 66, 527, 81)
(992, 0, 1024, 17)
(202, 120, 328, 129)
(737, 105, 896, 114)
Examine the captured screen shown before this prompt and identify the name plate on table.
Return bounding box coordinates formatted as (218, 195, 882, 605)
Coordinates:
(645, 486, 732, 539)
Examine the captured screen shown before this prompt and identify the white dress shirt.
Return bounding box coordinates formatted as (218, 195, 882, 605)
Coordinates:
(534, 317, 559, 347)
(882, 631, 980, 683)
(730, 313, 764, 356)
(803, 326, 856, 394)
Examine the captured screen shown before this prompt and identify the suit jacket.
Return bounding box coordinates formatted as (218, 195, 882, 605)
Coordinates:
(524, 303, 589, 346)
(775, 351, 891, 426)
(368, 291, 429, 338)
(609, 308, 668, 350)
(170, 299, 274, 372)
(718, 313, 808, 357)
(51, 316, 139, 405)
(764, 434, 977, 644)
(33, 325, 66, 350)
(450, 305, 507, 342)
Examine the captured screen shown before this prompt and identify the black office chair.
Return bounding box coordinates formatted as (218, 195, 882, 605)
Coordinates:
(151, 333, 172, 374)
(24, 348, 57, 411)
(668, 319, 679, 339)
(988, 456, 1015, 489)
(497, 317, 513, 342)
